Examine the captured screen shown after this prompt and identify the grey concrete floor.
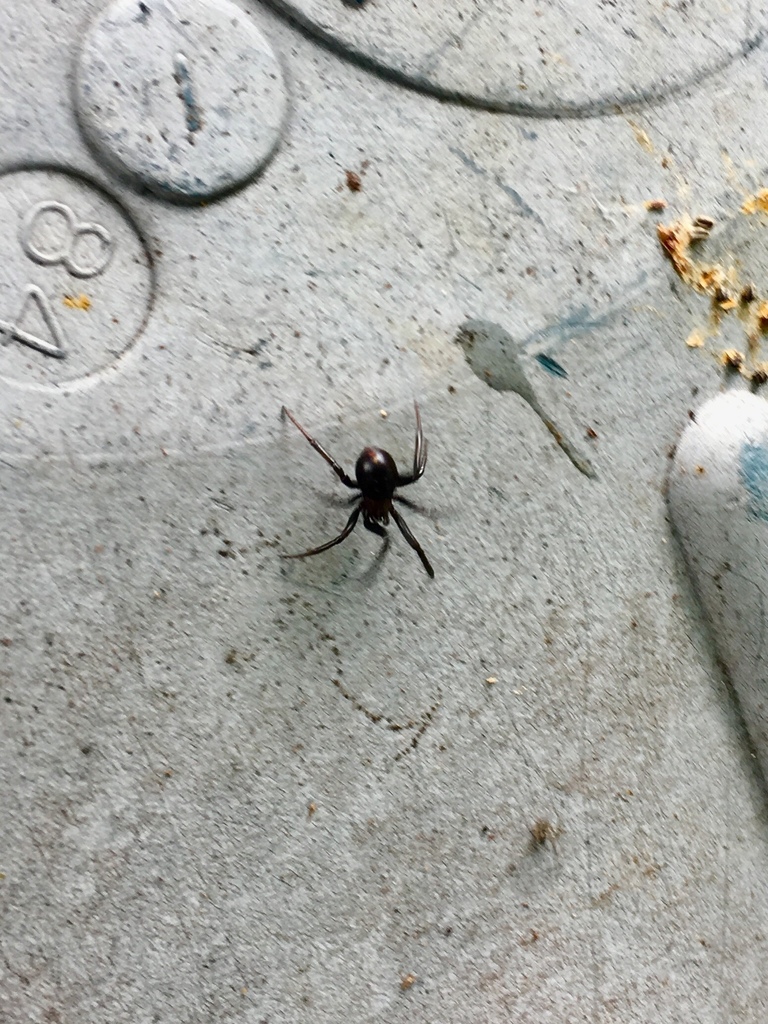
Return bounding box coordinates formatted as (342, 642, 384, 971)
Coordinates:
(3, 1, 768, 1021)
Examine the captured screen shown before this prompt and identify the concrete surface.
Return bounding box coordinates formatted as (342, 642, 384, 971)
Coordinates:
(3, 1, 768, 1022)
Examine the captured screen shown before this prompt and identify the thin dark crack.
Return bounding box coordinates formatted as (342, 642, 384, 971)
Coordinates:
(394, 706, 439, 761)
(331, 677, 440, 759)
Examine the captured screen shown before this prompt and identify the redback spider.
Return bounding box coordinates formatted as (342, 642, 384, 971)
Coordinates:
(281, 402, 434, 578)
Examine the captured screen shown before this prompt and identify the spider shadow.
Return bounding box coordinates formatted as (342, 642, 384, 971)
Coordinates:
(284, 489, 392, 585)
(356, 529, 392, 585)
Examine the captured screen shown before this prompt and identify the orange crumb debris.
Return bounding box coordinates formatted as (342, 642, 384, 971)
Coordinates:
(719, 349, 744, 369)
(686, 330, 705, 349)
(741, 189, 768, 215)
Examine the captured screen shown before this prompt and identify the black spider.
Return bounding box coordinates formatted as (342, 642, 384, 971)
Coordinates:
(281, 402, 434, 578)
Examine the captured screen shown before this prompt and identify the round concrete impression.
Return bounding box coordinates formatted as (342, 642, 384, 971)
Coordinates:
(265, 0, 768, 114)
(75, 0, 287, 201)
(0, 169, 153, 388)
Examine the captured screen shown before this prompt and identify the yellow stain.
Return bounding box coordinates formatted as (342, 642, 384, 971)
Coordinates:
(627, 120, 654, 154)
(63, 293, 91, 310)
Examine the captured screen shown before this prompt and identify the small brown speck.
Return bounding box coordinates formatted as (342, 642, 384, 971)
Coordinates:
(400, 973, 417, 991)
(345, 170, 363, 192)
(308, 802, 317, 818)
(585, 426, 598, 440)
(529, 818, 561, 848)
(644, 198, 667, 212)
(520, 929, 539, 946)
(695, 465, 706, 475)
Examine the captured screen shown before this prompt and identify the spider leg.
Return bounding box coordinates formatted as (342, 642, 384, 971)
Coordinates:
(390, 506, 434, 578)
(282, 406, 358, 488)
(282, 506, 361, 560)
(393, 493, 443, 524)
(393, 494, 421, 511)
(310, 489, 362, 509)
(396, 401, 428, 487)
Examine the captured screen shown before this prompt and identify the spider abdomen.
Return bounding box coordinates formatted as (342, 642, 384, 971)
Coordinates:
(355, 446, 398, 498)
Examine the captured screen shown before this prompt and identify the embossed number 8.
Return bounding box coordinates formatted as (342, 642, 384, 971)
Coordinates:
(20, 200, 114, 279)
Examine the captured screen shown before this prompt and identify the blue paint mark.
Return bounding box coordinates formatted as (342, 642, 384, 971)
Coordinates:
(448, 147, 543, 223)
(739, 441, 768, 521)
(493, 175, 544, 225)
(535, 353, 568, 378)
(448, 146, 485, 177)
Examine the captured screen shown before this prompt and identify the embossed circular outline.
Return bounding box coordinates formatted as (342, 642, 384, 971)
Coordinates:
(0, 162, 157, 393)
(261, 0, 768, 118)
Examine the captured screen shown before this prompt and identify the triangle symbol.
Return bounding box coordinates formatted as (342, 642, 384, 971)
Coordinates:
(5, 285, 67, 359)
